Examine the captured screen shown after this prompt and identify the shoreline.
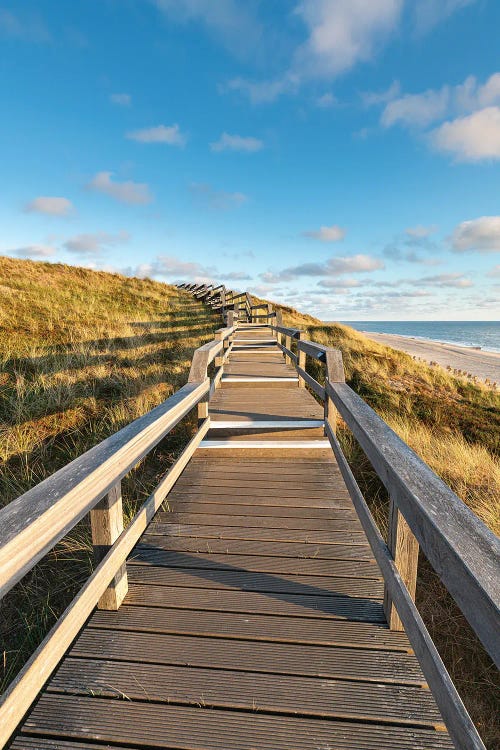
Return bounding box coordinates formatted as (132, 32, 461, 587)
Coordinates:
(362, 330, 500, 384)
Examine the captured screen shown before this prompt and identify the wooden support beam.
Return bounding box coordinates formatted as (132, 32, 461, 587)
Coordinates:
(90, 483, 128, 610)
(275, 310, 283, 344)
(384, 500, 420, 631)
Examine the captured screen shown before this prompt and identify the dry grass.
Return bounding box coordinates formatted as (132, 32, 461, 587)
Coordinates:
(0, 257, 218, 692)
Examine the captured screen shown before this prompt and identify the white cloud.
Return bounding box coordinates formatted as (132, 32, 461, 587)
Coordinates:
(126, 124, 186, 146)
(189, 182, 247, 210)
(87, 172, 152, 205)
(63, 231, 130, 256)
(382, 87, 449, 128)
(431, 107, 500, 161)
(414, 0, 478, 34)
(405, 225, 437, 238)
(219, 271, 253, 280)
(11, 245, 56, 259)
(318, 277, 362, 289)
(451, 216, 500, 253)
(210, 132, 263, 152)
(410, 273, 473, 288)
(292, 0, 403, 79)
(315, 92, 338, 108)
(25, 196, 74, 216)
(110, 93, 131, 107)
(362, 80, 400, 106)
(222, 75, 299, 105)
(302, 225, 346, 242)
(260, 254, 384, 283)
(133, 255, 216, 281)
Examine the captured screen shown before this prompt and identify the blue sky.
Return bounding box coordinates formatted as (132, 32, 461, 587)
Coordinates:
(1, 0, 499, 320)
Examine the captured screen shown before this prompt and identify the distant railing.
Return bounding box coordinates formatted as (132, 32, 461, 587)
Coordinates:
(182, 283, 499, 750)
(0, 318, 234, 745)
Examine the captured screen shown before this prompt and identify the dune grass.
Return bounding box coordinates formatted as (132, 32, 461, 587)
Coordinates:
(1, 260, 498, 746)
(0, 257, 218, 692)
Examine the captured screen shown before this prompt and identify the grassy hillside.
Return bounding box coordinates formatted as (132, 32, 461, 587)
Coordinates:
(0, 257, 218, 693)
(1, 259, 498, 745)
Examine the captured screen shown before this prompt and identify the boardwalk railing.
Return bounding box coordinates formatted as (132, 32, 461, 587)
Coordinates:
(1, 280, 498, 750)
(0, 322, 234, 745)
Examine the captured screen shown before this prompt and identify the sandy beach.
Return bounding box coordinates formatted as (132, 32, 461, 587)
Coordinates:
(363, 331, 500, 384)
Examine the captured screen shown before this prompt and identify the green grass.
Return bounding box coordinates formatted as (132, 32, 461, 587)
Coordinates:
(1, 259, 499, 746)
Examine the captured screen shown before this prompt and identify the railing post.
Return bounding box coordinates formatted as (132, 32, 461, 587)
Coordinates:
(214, 329, 225, 390)
(275, 309, 283, 343)
(384, 499, 420, 630)
(285, 334, 292, 364)
(324, 349, 345, 433)
(296, 332, 306, 387)
(90, 482, 128, 610)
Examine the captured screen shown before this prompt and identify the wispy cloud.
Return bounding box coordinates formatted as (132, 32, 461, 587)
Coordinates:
(63, 231, 130, 257)
(87, 172, 152, 205)
(260, 254, 384, 283)
(405, 225, 437, 238)
(152, 0, 262, 60)
(110, 93, 131, 107)
(189, 182, 247, 210)
(126, 124, 187, 146)
(413, 0, 478, 34)
(24, 196, 74, 216)
(302, 224, 346, 242)
(410, 273, 473, 288)
(210, 132, 263, 152)
(10, 245, 56, 259)
(451, 216, 500, 253)
(315, 92, 338, 108)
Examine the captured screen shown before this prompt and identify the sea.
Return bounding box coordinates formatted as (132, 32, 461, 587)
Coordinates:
(342, 321, 500, 353)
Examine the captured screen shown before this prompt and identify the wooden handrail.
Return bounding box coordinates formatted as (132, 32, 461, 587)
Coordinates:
(326, 379, 500, 669)
(0, 380, 208, 601)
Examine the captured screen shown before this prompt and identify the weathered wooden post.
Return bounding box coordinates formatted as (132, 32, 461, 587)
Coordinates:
(296, 331, 306, 387)
(214, 328, 225, 390)
(275, 309, 283, 343)
(90, 482, 128, 610)
(324, 349, 345, 434)
(384, 498, 419, 630)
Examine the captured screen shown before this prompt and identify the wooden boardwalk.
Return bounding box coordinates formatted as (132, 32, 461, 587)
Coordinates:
(10, 323, 456, 749)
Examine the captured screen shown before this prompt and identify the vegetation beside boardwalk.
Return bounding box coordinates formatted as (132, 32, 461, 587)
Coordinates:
(0, 258, 498, 745)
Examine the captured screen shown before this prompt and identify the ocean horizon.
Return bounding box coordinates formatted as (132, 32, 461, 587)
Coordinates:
(338, 321, 500, 353)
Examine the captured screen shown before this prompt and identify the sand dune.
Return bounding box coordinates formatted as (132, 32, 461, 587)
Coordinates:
(363, 331, 500, 384)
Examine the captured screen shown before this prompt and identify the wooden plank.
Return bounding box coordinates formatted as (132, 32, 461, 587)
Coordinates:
(146, 522, 369, 546)
(157, 508, 361, 526)
(131, 547, 381, 579)
(89, 606, 411, 651)
(124, 582, 386, 622)
(22, 695, 453, 748)
(125, 564, 383, 597)
(48, 658, 444, 727)
(161, 502, 356, 519)
(137, 535, 376, 561)
(70, 628, 424, 685)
